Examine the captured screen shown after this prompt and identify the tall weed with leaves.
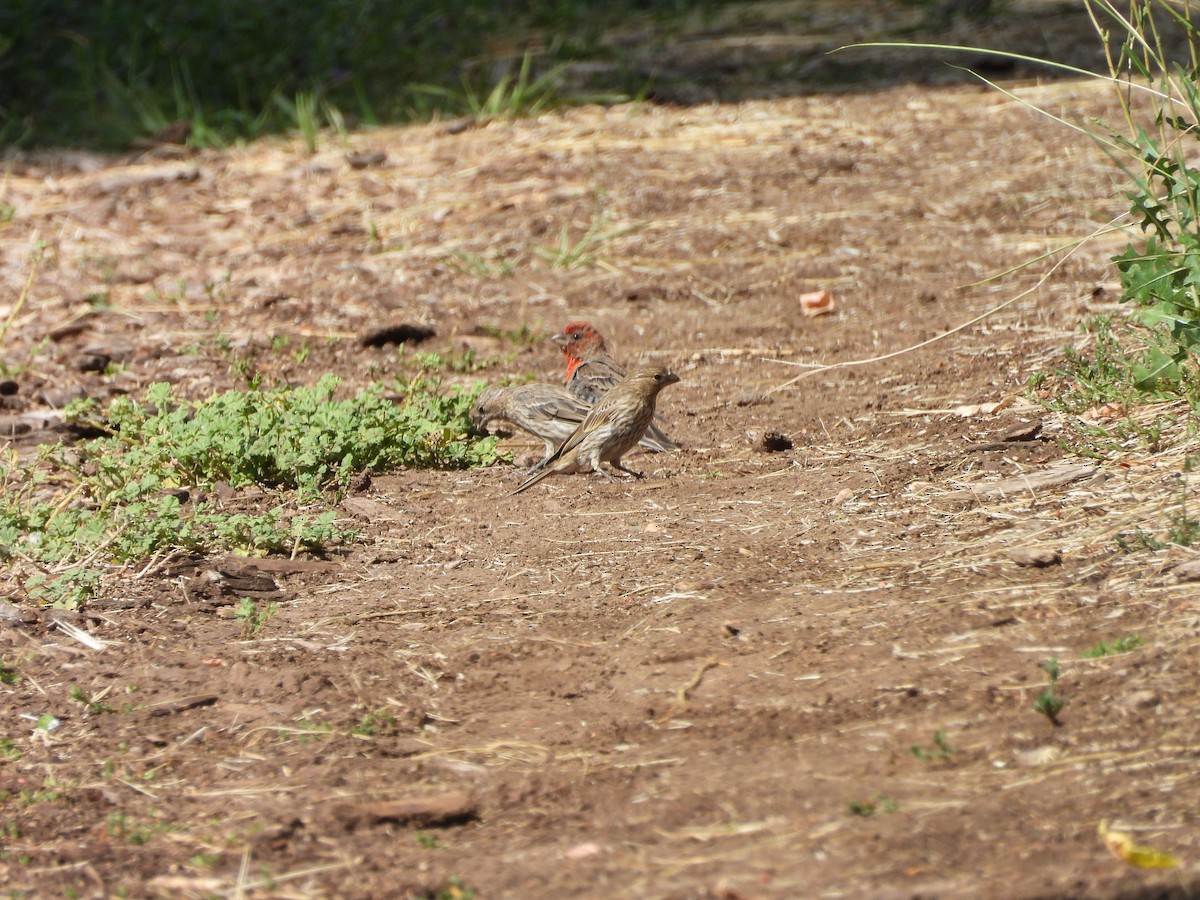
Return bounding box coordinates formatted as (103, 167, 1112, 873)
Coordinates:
(848, 1, 1200, 393)
(1102, 1, 1200, 388)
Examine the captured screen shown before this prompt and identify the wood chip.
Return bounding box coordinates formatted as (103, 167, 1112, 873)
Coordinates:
(1170, 559, 1200, 582)
(341, 496, 410, 522)
(217, 556, 340, 576)
(1120, 689, 1159, 711)
(330, 791, 478, 830)
(87, 163, 200, 195)
(1008, 547, 1061, 568)
(969, 464, 1096, 498)
(146, 695, 218, 717)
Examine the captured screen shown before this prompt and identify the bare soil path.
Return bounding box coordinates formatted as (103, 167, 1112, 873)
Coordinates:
(2, 3, 1198, 897)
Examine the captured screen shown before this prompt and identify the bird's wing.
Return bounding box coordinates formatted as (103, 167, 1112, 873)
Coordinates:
(527, 391, 589, 425)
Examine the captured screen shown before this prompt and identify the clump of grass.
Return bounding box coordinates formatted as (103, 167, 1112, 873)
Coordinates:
(1082, 634, 1145, 658)
(410, 51, 570, 125)
(3, 3, 678, 147)
(1115, 460, 1200, 551)
(533, 208, 646, 270)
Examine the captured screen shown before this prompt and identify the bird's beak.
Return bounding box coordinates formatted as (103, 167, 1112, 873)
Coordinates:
(550, 331, 568, 347)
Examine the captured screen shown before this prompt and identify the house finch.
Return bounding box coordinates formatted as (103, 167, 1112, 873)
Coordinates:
(471, 383, 589, 465)
(512, 364, 681, 494)
(551, 322, 679, 451)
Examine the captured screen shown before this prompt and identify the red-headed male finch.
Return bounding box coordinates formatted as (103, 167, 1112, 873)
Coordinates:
(471, 383, 588, 465)
(512, 364, 681, 494)
(551, 322, 679, 451)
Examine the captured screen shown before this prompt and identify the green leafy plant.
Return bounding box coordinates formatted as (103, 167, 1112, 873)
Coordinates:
(533, 209, 645, 270)
(0, 375, 500, 606)
(234, 598, 277, 637)
(1082, 634, 1145, 658)
(1035, 657, 1064, 726)
(188, 853, 220, 871)
(277, 718, 333, 743)
(0, 738, 21, 762)
(415, 831, 441, 849)
(1034, 689, 1065, 726)
(352, 710, 398, 737)
(69, 685, 114, 715)
(105, 811, 170, 846)
(910, 729, 954, 762)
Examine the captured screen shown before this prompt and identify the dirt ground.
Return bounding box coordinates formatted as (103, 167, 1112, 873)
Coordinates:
(2, 2, 1199, 898)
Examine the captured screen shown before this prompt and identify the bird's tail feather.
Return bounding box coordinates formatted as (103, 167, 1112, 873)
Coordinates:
(512, 464, 554, 494)
(638, 421, 680, 452)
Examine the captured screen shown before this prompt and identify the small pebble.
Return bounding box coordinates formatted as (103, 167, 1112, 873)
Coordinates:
(1009, 547, 1061, 568)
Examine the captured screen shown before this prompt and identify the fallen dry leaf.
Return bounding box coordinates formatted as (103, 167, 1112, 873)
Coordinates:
(1098, 820, 1180, 869)
(799, 289, 835, 317)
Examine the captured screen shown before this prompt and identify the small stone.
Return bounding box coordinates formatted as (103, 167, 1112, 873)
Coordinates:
(1015, 746, 1061, 767)
(1120, 689, 1159, 711)
(77, 351, 111, 373)
(564, 841, 604, 860)
(1171, 559, 1200, 582)
(345, 150, 387, 169)
(0, 416, 32, 437)
(1008, 547, 1061, 568)
(0, 599, 35, 624)
(39, 385, 87, 409)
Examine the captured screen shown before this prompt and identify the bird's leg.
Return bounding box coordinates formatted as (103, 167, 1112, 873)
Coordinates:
(610, 462, 644, 479)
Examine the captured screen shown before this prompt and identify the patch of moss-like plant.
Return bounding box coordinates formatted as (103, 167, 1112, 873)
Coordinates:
(0, 375, 502, 607)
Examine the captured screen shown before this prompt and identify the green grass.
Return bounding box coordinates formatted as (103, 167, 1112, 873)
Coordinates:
(0, 1, 702, 148)
(909, 729, 954, 762)
(532, 208, 646, 270)
(1082, 634, 1145, 658)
